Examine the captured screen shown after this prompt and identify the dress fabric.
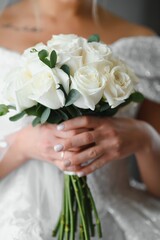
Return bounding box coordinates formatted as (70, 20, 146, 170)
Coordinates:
(0, 36, 160, 240)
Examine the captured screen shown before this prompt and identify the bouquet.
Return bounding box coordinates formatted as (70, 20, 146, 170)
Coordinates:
(0, 34, 143, 239)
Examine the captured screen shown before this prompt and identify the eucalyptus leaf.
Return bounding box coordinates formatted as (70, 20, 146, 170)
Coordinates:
(42, 58, 51, 68)
(61, 64, 70, 77)
(9, 111, 26, 121)
(130, 92, 144, 103)
(58, 109, 69, 121)
(47, 110, 63, 124)
(66, 106, 82, 118)
(38, 49, 48, 60)
(99, 103, 110, 112)
(50, 50, 57, 68)
(38, 50, 51, 68)
(36, 104, 46, 117)
(58, 84, 67, 98)
(41, 108, 51, 124)
(71, 105, 83, 117)
(8, 105, 16, 110)
(32, 117, 41, 127)
(88, 34, 100, 43)
(25, 105, 38, 116)
(0, 104, 9, 116)
(65, 89, 81, 107)
(30, 48, 38, 53)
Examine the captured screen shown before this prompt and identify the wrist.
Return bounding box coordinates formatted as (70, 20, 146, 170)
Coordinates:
(11, 128, 30, 163)
(135, 120, 159, 157)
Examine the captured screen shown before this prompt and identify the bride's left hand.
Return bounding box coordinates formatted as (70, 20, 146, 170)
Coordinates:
(54, 116, 148, 176)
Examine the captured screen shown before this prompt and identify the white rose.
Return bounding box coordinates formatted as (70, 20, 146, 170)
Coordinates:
(48, 34, 86, 75)
(23, 42, 48, 62)
(2, 67, 36, 110)
(16, 67, 69, 111)
(3, 60, 69, 111)
(47, 34, 86, 53)
(71, 65, 106, 110)
(104, 65, 137, 108)
(83, 41, 112, 65)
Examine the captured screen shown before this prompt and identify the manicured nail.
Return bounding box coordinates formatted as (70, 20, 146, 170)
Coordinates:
(64, 160, 71, 167)
(57, 123, 64, 131)
(54, 144, 63, 152)
(77, 172, 85, 178)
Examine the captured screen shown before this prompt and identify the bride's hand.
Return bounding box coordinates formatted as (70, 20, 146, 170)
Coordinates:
(17, 124, 83, 171)
(54, 116, 149, 176)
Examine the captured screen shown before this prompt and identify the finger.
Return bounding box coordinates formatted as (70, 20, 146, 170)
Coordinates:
(54, 128, 88, 139)
(52, 159, 82, 172)
(76, 156, 107, 177)
(60, 131, 96, 150)
(70, 145, 104, 166)
(57, 116, 99, 131)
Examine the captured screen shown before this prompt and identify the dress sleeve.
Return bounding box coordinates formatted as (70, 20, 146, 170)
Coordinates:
(0, 48, 23, 160)
(111, 36, 160, 103)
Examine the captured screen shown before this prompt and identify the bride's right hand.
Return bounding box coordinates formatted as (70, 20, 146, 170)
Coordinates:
(16, 124, 82, 171)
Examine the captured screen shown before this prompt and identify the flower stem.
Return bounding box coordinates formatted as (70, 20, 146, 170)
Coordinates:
(67, 175, 74, 240)
(71, 175, 90, 240)
(59, 177, 66, 240)
(82, 178, 102, 238)
(65, 175, 70, 240)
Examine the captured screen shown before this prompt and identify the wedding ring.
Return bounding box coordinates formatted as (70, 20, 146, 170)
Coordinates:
(61, 151, 64, 159)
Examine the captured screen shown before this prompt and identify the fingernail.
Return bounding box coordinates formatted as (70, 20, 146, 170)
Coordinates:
(64, 160, 71, 167)
(77, 172, 85, 178)
(54, 144, 63, 152)
(57, 123, 64, 131)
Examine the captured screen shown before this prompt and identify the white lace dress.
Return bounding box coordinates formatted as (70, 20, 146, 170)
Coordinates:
(0, 36, 160, 240)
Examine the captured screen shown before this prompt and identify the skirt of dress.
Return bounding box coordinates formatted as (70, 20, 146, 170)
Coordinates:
(0, 158, 160, 240)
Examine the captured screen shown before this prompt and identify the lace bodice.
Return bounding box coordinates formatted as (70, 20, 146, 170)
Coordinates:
(0, 36, 160, 240)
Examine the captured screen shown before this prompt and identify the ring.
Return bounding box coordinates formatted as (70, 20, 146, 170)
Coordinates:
(61, 151, 64, 159)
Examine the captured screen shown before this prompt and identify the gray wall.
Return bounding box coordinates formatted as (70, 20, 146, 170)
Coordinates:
(99, 0, 160, 34)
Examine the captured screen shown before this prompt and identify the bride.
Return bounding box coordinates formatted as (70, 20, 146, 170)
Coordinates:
(0, 0, 160, 239)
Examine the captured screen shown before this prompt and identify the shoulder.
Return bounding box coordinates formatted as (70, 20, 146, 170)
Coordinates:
(98, 6, 156, 43)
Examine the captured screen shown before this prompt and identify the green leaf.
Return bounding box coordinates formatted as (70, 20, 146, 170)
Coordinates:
(30, 48, 38, 53)
(0, 104, 9, 116)
(99, 103, 110, 112)
(47, 110, 63, 124)
(38, 49, 51, 68)
(71, 105, 83, 117)
(38, 49, 48, 59)
(9, 111, 26, 121)
(7, 105, 16, 110)
(32, 116, 41, 127)
(88, 34, 100, 43)
(42, 58, 51, 68)
(65, 89, 81, 107)
(25, 105, 38, 116)
(36, 104, 46, 117)
(61, 64, 70, 77)
(102, 107, 118, 117)
(58, 109, 69, 121)
(58, 84, 67, 98)
(50, 50, 57, 68)
(41, 108, 51, 124)
(130, 92, 144, 103)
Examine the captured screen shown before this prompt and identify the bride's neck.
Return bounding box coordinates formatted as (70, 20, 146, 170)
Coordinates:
(36, 0, 93, 19)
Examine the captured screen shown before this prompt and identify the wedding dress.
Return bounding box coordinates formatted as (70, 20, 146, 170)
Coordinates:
(0, 36, 160, 240)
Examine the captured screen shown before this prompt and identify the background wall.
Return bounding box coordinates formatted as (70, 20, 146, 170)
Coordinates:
(99, 0, 160, 34)
(1, 0, 160, 34)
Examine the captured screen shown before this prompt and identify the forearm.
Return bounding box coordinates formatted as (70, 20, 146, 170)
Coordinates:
(0, 132, 28, 179)
(135, 122, 160, 197)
